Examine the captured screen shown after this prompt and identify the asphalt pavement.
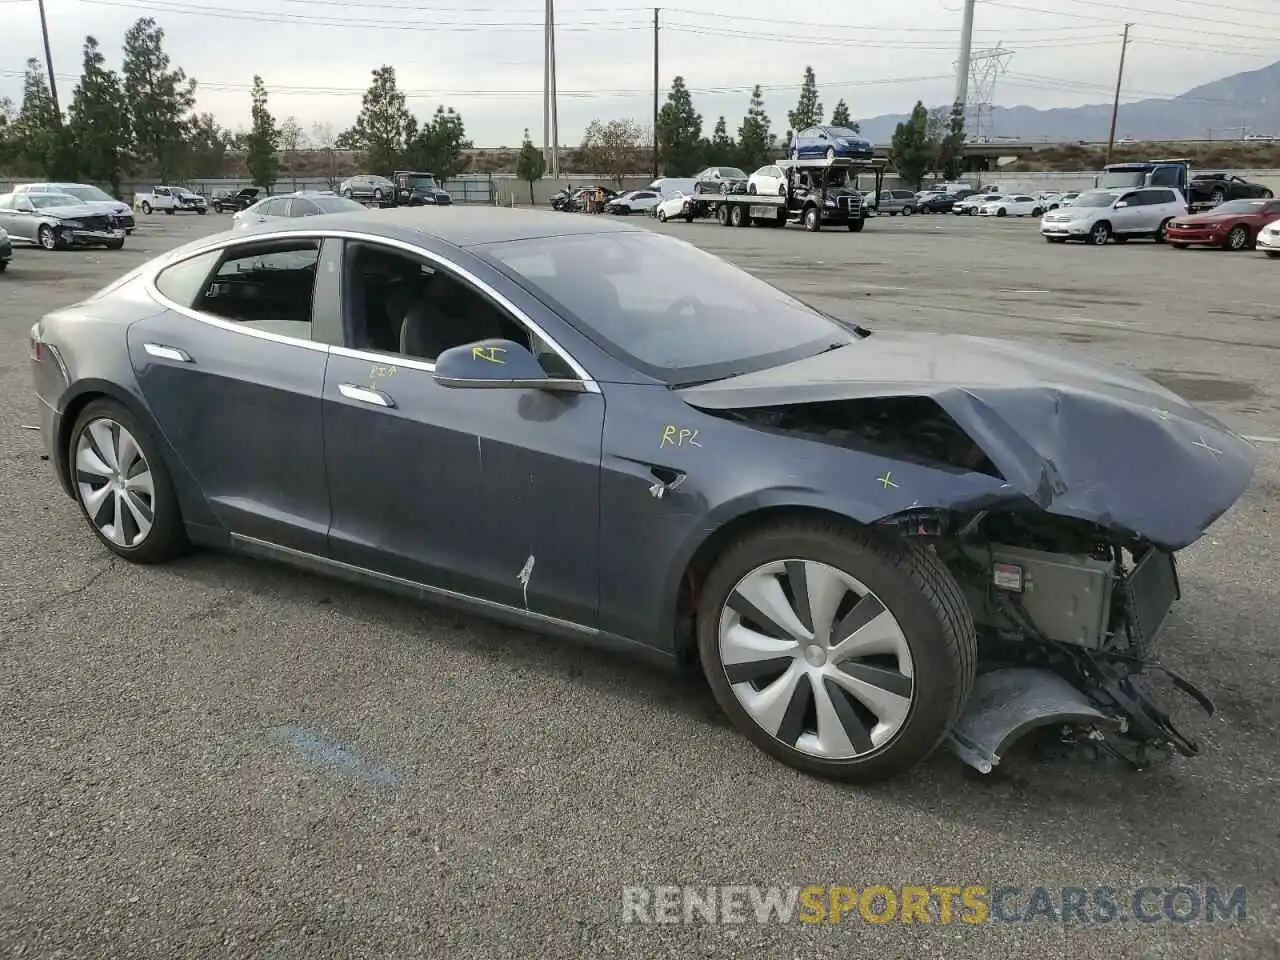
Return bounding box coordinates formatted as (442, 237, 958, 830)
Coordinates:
(1, 207, 1277, 959)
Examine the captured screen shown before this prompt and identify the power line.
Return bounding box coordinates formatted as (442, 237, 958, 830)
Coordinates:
(661, 24, 1118, 49)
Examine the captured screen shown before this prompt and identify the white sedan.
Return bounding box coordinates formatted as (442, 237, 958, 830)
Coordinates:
(606, 189, 663, 215)
(747, 164, 788, 196)
(654, 191, 695, 222)
(978, 194, 1044, 217)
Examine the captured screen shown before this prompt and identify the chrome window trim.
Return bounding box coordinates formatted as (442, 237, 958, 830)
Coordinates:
(142, 228, 601, 392)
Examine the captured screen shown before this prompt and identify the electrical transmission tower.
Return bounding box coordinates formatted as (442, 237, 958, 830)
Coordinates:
(967, 44, 1014, 140)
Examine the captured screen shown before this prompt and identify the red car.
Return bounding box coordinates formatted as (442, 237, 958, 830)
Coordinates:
(1165, 198, 1280, 250)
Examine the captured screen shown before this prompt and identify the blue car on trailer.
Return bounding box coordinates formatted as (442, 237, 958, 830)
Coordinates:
(789, 126, 875, 161)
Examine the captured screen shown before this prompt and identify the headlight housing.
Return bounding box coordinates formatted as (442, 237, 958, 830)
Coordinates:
(59, 220, 84, 229)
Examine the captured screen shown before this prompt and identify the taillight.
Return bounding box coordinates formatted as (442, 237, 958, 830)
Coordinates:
(29, 324, 44, 362)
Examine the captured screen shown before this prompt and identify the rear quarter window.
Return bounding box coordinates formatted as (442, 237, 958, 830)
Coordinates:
(154, 250, 221, 307)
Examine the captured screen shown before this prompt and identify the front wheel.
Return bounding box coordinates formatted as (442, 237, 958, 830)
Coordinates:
(748, 183, 757, 195)
(1089, 221, 1111, 245)
(825, 147, 835, 160)
(1031, 207, 1042, 216)
(104, 238, 125, 250)
(847, 218, 865, 232)
(197, 208, 206, 215)
(902, 206, 913, 216)
(803, 207, 820, 231)
(140, 202, 152, 214)
(696, 519, 976, 783)
(37, 225, 57, 250)
(68, 399, 188, 564)
(1265, 251, 1280, 258)
(657, 210, 668, 222)
(1225, 225, 1250, 250)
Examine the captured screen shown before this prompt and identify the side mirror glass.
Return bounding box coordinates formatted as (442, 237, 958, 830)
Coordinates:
(1114, 201, 1128, 208)
(433, 339, 585, 393)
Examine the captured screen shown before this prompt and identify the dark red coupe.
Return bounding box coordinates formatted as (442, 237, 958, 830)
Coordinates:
(1165, 198, 1280, 250)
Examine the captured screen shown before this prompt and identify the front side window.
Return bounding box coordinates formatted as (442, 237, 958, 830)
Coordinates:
(477, 231, 854, 386)
(189, 240, 321, 339)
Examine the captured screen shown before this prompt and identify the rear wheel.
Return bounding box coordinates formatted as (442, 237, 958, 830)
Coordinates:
(140, 202, 152, 214)
(902, 206, 913, 216)
(717, 204, 730, 226)
(1225, 225, 1250, 250)
(696, 519, 976, 783)
(104, 238, 125, 250)
(1154, 218, 1172, 243)
(68, 399, 188, 564)
(729, 204, 746, 227)
(748, 183, 757, 195)
(1031, 206, 1043, 216)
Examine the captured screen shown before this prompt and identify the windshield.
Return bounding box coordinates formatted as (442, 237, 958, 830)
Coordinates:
(718, 168, 747, 179)
(61, 185, 115, 202)
(1212, 199, 1269, 215)
(1073, 190, 1120, 208)
(314, 196, 367, 213)
(405, 175, 437, 188)
(29, 194, 82, 208)
(1097, 171, 1146, 188)
(477, 231, 854, 385)
(828, 128, 861, 139)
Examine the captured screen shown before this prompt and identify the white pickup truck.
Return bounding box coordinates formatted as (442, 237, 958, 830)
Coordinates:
(133, 185, 208, 215)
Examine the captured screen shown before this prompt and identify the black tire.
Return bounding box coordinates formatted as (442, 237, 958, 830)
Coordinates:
(996, 207, 1007, 217)
(847, 218, 865, 232)
(1263, 190, 1274, 199)
(696, 518, 976, 783)
(717, 204, 730, 226)
(825, 147, 835, 160)
(197, 208, 206, 215)
(104, 238, 125, 250)
(1266, 251, 1280, 258)
(1153, 218, 1172, 243)
(141, 202, 152, 214)
(165, 208, 174, 215)
(748, 183, 757, 195)
(67, 399, 188, 564)
(1225, 225, 1250, 250)
(657, 210, 668, 222)
(803, 206, 820, 231)
(1171, 242, 1188, 249)
(1031, 207, 1042, 216)
(1089, 221, 1111, 245)
(1210, 188, 1225, 204)
(778, 184, 786, 197)
(729, 204, 746, 227)
(0, 260, 8, 272)
(902, 206, 913, 216)
(37, 225, 57, 250)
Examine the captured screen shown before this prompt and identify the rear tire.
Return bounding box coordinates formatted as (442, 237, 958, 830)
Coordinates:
(902, 206, 913, 216)
(141, 202, 152, 215)
(696, 519, 976, 783)
(68, 399, 188, 565)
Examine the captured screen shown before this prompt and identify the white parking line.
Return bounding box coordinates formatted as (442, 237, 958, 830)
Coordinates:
(1244, 435, 1280, 444)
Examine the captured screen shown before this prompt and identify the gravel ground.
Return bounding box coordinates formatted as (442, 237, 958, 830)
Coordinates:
(1, 208, 1276, 959)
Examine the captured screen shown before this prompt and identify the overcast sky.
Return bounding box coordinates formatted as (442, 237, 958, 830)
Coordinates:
(1, 0, 1276, 145)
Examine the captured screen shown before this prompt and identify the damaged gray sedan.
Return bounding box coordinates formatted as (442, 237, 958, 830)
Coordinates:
(29, 208, 1256, 782)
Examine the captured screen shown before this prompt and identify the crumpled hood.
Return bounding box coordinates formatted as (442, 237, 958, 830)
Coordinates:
(679, 331, 1257, 549)
(77, 200, 130, 214)
(38, 203, 103, 220)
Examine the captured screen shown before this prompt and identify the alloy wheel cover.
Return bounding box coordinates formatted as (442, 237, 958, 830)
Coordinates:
(74, 418, 156, 548)
(717, 559, 915, 760)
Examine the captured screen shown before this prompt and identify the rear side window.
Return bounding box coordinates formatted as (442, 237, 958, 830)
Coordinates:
(193, 240, 321, 338)
(154, 250, 222, 307)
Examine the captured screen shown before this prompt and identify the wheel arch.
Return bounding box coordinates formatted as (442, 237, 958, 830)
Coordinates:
(55, 380, 220, 531)
(668, 502, 880, 664)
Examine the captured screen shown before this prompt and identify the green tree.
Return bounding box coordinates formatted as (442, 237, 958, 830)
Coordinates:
(343, 65, 413, 175)
(427, 106, 472, 180)
(244, 75, 280, 188)
(516, 127, 545, 204)
(890, 100, 932, 189)
(68, 36, 129, 194)
(10, 58, 63, 175)
(737, 84, 775, 170)
(936, 101, 968, 179)
(787, 66, 823, 135)
(122, 17, 196, 181)
(0, 96, 16, 169)
(188, 112, 232, 178)
(830, 99, 856, 131)
(704, 115, 736, 166)
(655, 75, 703, 175)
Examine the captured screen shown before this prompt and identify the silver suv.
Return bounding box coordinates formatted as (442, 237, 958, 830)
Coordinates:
(1040, 187, 1187, 245)
(876, 189, 917, 215)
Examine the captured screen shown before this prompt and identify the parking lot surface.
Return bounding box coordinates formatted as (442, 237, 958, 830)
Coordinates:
(1, 210, 1277, 959)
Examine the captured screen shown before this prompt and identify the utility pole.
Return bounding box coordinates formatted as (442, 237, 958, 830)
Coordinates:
(652, 8, 660, 179)
(543, 0, 550, 170)
(36, 0, 61, 119)
(548, 0, 559, 179)
(1104, 23, 1132, 165)
(954, 0, 975, 126)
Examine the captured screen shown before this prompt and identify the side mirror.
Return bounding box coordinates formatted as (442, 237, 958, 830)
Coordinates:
(433, 339, 585, 393)
(1114, 200, 1128, 208)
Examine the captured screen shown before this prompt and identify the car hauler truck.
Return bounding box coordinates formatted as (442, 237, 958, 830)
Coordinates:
(689, 157, 889, 232)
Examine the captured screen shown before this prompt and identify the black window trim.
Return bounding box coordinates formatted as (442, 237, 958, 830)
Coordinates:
(142, 228, 599, 391)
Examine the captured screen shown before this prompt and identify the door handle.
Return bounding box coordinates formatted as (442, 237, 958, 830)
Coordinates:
(143, 343, 192, 362)
(338, 383, 395, 407)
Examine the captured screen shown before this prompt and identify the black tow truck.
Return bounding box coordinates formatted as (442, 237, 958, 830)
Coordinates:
(686, 157, 888, 232)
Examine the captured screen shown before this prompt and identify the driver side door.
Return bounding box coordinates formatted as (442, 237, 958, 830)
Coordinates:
(318, 238, 606, 626)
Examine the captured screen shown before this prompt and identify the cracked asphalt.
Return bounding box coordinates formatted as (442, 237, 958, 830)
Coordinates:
(1, 209, 1277, 959)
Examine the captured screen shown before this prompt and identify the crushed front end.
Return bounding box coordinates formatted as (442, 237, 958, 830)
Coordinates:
(889, 508, 1215, 773)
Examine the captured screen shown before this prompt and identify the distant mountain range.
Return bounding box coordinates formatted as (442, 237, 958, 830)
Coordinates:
(855, 59, 1280, 144)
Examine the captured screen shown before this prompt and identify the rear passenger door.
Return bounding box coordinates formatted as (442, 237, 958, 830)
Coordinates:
(126, 235, 341, 553)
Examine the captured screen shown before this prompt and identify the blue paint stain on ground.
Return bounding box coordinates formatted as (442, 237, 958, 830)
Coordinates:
(268, 726, 398, 786)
